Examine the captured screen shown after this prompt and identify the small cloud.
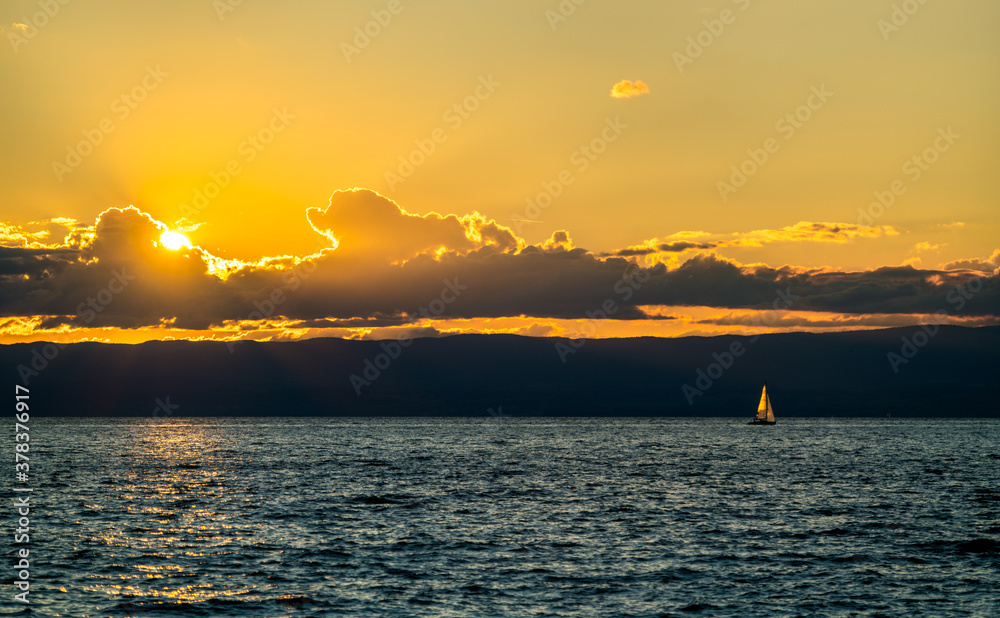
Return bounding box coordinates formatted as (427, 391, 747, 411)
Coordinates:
(611, 79, 649, 99)
(604, 222, 891, 260)
(732, 221, 896, 247)
(913, 241, 945, 252)
(12, 23, 30, 33)
(941, 249, 1000, 274)
(517, 323, 555, 337)
(175, 221, 206, 233)
(542, 230, 574, 251)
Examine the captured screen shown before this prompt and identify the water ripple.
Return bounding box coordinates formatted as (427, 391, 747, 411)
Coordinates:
(2, 417, 998, 617)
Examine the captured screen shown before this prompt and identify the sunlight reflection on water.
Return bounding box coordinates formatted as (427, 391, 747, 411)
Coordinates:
(6, 417, 999, 617)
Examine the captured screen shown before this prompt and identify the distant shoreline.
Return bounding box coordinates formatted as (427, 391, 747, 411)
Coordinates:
(5, 325, 998, 418)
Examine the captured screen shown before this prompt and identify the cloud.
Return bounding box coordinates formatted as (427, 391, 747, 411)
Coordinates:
(0, 207, 238, 329)
(913, 241, 945, 252)
(305, 188, 519, 260)
(730, 221, 897, 247)
(631, 254, 998, 316)
(604, 222, 894, 259)
(941, 249, 1000, 274)
(1, 197, 997, 334)
(542, 230, 574, 251)
(695, 310, 998, 330)
(12, 23, 30, 33)
(610, 79, 650, 99)
(359, 326, 446, 340)
(0, 247, 78, 279)
(605, 241, 712, 258)
(516, 323, 556, 337)
(1, 218, 83, 249)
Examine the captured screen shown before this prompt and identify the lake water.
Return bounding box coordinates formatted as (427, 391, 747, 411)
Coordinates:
(4, 418, 999, 617)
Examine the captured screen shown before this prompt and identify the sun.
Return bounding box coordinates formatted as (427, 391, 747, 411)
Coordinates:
(160, 230, 191, 251)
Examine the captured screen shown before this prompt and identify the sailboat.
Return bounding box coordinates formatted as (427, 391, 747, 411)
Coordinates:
(749, 382, 776, 425)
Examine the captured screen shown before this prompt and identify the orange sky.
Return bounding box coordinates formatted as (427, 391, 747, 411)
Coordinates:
(1, 1, 998, 344)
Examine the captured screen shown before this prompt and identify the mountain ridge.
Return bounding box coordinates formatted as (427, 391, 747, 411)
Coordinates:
(5, 325, 997, 417)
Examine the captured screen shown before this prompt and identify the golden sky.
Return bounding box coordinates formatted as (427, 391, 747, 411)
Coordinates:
(1, 1, 998, 344)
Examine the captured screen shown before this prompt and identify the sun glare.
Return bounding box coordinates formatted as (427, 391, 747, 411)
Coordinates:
(160, 231, 191, 251)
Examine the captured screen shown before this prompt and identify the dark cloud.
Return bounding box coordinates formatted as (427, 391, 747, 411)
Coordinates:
(697, 312, 996, 329)
(358, 326, 447, 340)
(285, 317, 412, 329)
(0, 247, 79, 258)
(1, 194, 997, 331)
(605, 241, 713, 257)
(0, 207, 237, 329)
(628, 255, 999, 316)
(602, 222, 894, 258)
(941, 249, 1000, 274)
(0, 247, 80, 279)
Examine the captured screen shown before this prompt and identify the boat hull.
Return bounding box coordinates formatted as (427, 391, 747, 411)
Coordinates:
(748, 420, 776, 425)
